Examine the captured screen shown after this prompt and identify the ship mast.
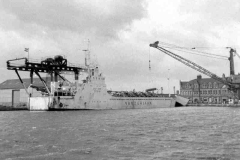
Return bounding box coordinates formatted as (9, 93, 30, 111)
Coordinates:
(83, 39, 90, 67)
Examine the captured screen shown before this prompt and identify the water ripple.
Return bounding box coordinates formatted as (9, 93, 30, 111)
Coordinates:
(0, 107, 240, 159)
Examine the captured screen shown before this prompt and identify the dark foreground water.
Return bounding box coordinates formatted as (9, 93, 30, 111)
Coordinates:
(0, 107, 240, 160)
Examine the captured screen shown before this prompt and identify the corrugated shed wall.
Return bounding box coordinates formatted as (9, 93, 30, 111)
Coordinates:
(20, 89, 28, 102)
(0, 88, 42, 107)
(0, 90, 12, 103)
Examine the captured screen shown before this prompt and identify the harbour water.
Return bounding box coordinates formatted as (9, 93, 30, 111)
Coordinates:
(0, 107, 240, 160)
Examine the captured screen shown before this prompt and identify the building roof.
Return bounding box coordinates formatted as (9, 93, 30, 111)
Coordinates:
(182, 78, 213, 84)
(180, 76, 231, 89)
(180, 77, 231, 84)
(0, 77, 50, 90)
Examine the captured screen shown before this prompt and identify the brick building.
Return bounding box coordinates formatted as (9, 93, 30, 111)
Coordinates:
(180, 75, 234, 104)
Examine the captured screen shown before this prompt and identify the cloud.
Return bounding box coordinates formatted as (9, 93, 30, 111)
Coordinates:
(179, 0, 240, 23)
(0, 0, 147, 40)
(0, 0, 148, 87)
(177, 0, 240, 36)
(1, 0, 240, 92)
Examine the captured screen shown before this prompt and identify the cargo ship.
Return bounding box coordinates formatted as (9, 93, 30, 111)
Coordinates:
(7, 55, 188, 111)
(29, 66, 179, 110)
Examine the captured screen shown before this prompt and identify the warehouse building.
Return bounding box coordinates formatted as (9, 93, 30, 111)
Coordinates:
(180, 75, 234, 104)
(0, 77, 49, 107)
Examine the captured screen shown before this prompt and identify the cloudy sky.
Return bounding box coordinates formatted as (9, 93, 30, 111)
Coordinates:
(1, 0, 240, 93)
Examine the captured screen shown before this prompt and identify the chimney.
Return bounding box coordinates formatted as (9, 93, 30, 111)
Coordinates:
(197, 74, 202, 81)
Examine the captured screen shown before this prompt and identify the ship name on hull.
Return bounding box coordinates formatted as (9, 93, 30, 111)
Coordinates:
(125, 101, 152, 105)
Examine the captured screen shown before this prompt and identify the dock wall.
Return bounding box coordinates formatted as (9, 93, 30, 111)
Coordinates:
(29, 97, 51, 111)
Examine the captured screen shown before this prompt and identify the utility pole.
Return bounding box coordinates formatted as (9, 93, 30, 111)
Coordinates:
(149, 47, 151, 71)
(191, 83, 194, 104)
(168, 69, 170, 97)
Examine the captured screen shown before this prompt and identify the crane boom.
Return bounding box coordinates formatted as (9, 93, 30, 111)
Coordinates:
(150, 41, 233, 88)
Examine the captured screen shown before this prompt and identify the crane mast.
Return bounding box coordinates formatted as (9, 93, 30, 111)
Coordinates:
(149, 41, 236, 91)
(226, 47, 236, 76)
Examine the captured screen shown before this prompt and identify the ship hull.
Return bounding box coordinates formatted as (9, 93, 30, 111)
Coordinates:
(47, 96, 176, 110)
(106, 97, 175, 109)
(29, 96, 176, 111)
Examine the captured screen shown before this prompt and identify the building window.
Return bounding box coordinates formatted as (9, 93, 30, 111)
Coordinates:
(219, 90, 221, 94)
(202, 83, 206, 88)
(208, 82, 212, 88)
(189, 84, 192, 89)
(213, 82, 218, 88)
(208, 90, 212, 94)
(194, 83, 198, 88)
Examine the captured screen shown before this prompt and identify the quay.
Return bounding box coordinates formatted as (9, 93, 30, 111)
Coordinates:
(0, 105, 27, 111)
(187, 103, 240, 107)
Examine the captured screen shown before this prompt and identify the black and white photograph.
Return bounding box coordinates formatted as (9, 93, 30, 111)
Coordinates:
(0, 0, 240, 159)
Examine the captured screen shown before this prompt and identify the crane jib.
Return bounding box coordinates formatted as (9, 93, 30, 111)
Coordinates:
(149, 41, 234, 90)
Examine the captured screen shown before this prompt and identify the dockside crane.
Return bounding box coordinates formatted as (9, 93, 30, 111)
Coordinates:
(226, 47, 237, 76)
(150, 41, 240, 100)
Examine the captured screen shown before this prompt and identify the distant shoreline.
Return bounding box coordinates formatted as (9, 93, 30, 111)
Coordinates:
(187, 104, 240, 107)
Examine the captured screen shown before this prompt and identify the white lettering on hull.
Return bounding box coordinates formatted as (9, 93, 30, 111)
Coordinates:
(124, 101, 152, 105)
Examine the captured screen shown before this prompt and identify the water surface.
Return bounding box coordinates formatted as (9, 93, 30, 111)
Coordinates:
(0, 107, 240, 160)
